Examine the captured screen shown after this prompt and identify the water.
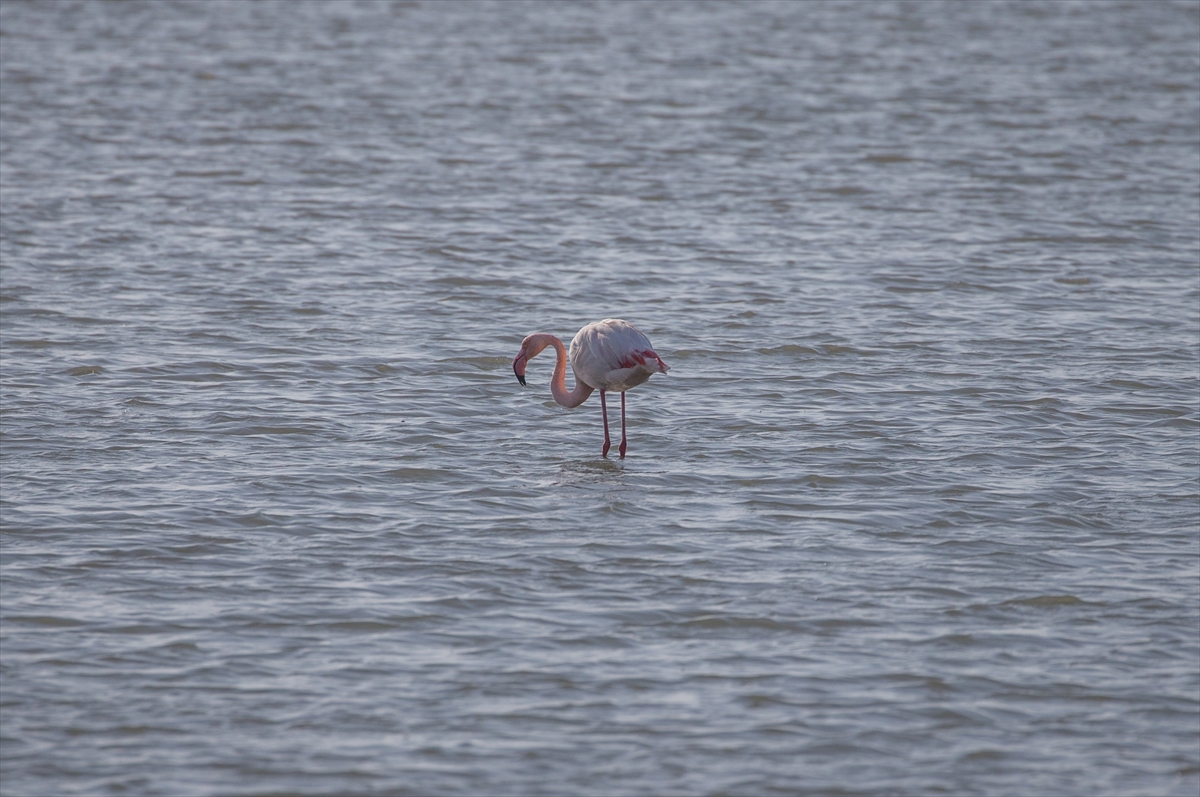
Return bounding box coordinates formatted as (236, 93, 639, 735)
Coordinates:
(1, 1, 1197, 794)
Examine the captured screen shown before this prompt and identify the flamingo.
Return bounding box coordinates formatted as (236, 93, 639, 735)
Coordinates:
(512, 318, 669, 459)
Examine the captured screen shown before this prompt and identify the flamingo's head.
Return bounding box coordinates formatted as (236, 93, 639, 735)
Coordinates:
(512, 336, 535, 386)
(513, 334, 553, 387)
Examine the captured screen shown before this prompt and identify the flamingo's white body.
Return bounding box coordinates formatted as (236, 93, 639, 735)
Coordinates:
(512, 318, 669, 458)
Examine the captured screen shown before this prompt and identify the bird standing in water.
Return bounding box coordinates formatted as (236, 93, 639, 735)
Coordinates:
(512, 318, 669, 458)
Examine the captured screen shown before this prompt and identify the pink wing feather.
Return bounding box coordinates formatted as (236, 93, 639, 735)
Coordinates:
(569, 319, 668, 392)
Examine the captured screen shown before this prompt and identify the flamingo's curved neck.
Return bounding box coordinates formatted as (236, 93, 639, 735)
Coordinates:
(533, 334, 593, 409)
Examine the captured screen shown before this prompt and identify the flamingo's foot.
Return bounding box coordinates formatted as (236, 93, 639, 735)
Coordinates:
(618, 439, 627, 459)
(602, 440, 611, 458)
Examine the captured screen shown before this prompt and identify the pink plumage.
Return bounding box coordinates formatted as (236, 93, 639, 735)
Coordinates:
(569, 318, 669, 392)
(512, 318, 669, 459)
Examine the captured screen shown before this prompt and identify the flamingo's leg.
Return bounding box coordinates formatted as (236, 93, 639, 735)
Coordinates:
(600, 389, 611, 458)
(618, 390, 627, 459)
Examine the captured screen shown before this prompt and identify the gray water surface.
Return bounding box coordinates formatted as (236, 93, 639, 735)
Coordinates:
(2, 2, 1198, 795)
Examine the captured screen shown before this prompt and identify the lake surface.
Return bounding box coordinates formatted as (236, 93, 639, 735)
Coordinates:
(1, 1, 1198, 795)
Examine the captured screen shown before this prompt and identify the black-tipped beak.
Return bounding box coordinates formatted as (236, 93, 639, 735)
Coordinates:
(513, 351, 527, 386)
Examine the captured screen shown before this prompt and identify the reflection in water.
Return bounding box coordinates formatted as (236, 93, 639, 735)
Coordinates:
(553, 457, 626, 487)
